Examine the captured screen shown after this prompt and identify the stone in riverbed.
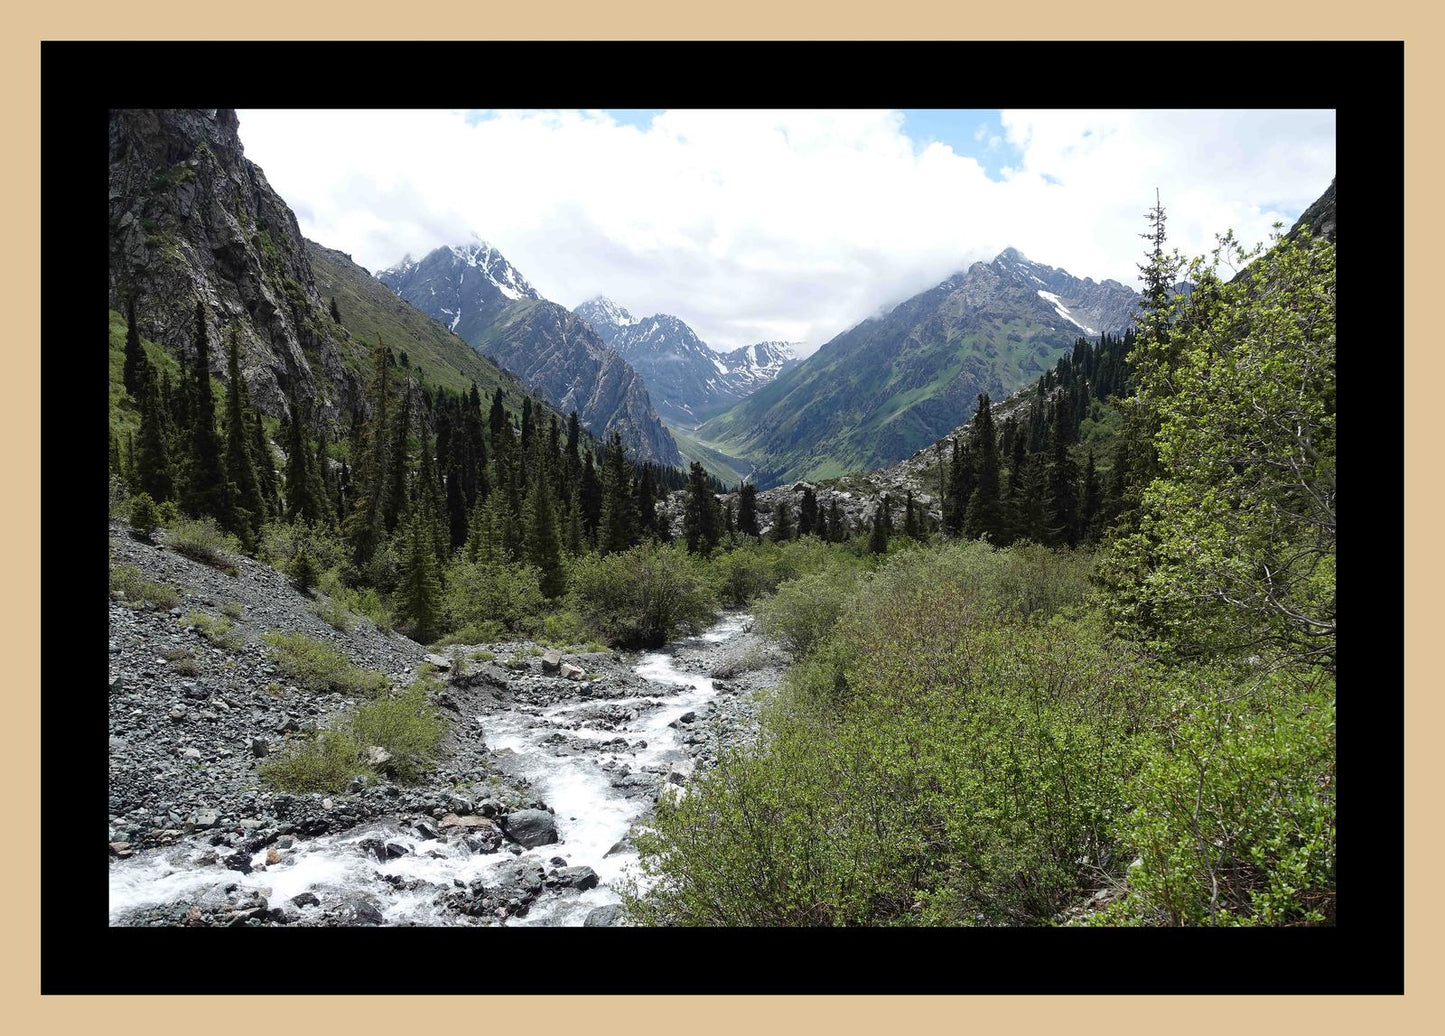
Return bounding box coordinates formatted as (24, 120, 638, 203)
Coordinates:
(541, 649, 563, 673)
(583, 904, 625, 927)
(553, 865, 599, 891)
(560, 662, 585, 681)
(501, 808, 558, 848)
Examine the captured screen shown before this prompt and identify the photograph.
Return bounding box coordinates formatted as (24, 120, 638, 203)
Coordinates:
(102, 102, 1341, 940)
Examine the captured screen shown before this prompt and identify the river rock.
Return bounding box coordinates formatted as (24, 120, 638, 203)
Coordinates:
(502, 808, 558, 847)
(584, 904, 625, 927)
(347, 895, 385, 925)
(560, 662, 585, 681)
(365, 746, 393, 768)
(553, 865, 599, 891)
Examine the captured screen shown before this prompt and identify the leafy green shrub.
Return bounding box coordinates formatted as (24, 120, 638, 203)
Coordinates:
(342, 684, 444, 782)
(568, 543, 717, 648)
(109, 564, 181, 610)
(310, 597, 352, 632)
(432, 620, 505, 647)
(540, 608, 590, 646)
(128, 492, 161, 539)
(259, 520, 348, 575)
(257, 729, 369, 793)
(167, 517, 240, 574)
(157, 500, 181, 527)
(220, 600, 244, 620)
(1100, 669, 1336, 927)
(262, 631, 389, 697)
(755, 564, 863, 658)
(180, 611, 244, 651)
(708, 542, 785, 607)
(442, 558, 546, 636)
(319, 568, 392, 632)
(627, 585, 1148, 927)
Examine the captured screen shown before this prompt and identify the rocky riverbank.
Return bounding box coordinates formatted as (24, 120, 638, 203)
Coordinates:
(107, 520, 786, 927)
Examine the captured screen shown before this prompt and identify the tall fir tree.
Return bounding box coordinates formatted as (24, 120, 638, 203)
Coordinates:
(122, 295, 151, 399)
(396, 501, 444, 644)
(738, 482, 760, 538)
(1081, 449, 1102, 545)
(524, 459, 566, 598)
(445, 450, 469, 552)
(903, 490, 923, 541)
(962, 394, 1006, 542)
(597, 433, 636, 555)
(1043, 392, 1081, 547)
(771, 500, 793, 542)
(580, 450, 603, 541)
(134, 369, 174, 503)
(868, 506, 889, 555)
(343, 338, 392, 567)
(222, 326, 266, 547)
(180, 301, 229, 522)
(382, 380, 413, 535)
(826, 498, 844, 543)
(798, 486, 819, 537)
(682, 461, 719, 554)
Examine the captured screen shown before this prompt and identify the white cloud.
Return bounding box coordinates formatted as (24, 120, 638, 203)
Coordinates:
(235, 108, 1335, 356)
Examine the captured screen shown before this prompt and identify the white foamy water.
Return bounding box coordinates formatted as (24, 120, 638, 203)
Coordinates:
(108, 612, 751, 927)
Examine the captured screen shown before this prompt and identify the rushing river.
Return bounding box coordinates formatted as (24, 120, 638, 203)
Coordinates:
(108, 612, 751, 926)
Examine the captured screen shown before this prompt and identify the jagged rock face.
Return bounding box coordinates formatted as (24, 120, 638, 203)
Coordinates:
(480, 301, 682, 467)
(108, 109, 357, 425)
(380, 253, 679, 466)
(572, 296, 639, 346)
(698, 248, 1139, 488)
(377, 243, 542, 345)
(576, 303, 798, 427)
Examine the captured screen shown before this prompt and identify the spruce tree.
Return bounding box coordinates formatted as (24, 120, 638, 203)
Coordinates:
(180, 301, 229, 521)
(798, 486, 819, 537)
(563, 494, 585, 557)
(903, 489, 923, 541)
(134, 369, 174, 503)
(284, 387, 323, 524)
(723, 500, 736, 536)
(826, 498, 844, 543)
(329, 296, 342, 324)
(1081, 450, 1102, 545)
(738, 482, 760, 538)
(962, 394, 1006, 542)
(122, 295, 150, 400)
(222, 326, 265, 546)
(944, 437, 975, 536)
(580, 450, 603, 541)
(771, 500, 793, 542)
(382, 380, 412, 535)
(1043, 392, 1081, 547)
(636, 463, 659, 540)
(868, 507, 889, 555)
(682, 461, 719, 554)
(396, 502, 444, 644)
(524, 460, 566, 598)
(598, 433, 636, 555)
(288, 544, 319, 595)
(343, 338, 392, 567)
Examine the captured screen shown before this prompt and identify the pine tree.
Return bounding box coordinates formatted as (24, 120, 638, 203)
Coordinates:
(245, 384, 280, 519)
(180, 301, 229, 521)
(445, 450, 469, 552)
(122, 295, 151, 399)
(222, 326, 265, 547)
(738, 482, 760, 538)
(771, 500, 793, 542)
(598, 433, 636, 555)
(288, 544, 319, 595)
(134, 369, 174, 503)
(826, 498, 843, 542)
(343, 338, 392, 567)
(520, 397, 535, 454)
(524, 461, 566, 598)
(636, 462, 660, 540)
(580, 450, 603, 541)
(396, 502, 444, 644)
(682, 461, 719, 554)
(903, 489, 923, 541)
(798, 486, 819, 537)
(329, 296, 342, 324)
(1043, 392, 1081, 547)
(963, 394, 1006, 542)
(723, 500, 736, 536)
(382, 380, 412, 535)
(944, 436, 974, 536)
(563, 493, 585, 557)
(284, 387, 324, 524)
(868, 507, 889, 555)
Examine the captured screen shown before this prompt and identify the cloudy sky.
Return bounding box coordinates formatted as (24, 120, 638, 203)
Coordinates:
(235, 108, 1335, 356)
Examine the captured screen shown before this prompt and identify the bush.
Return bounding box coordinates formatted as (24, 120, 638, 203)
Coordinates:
(1098, 668, 1336, 927)
(626, 583, 1149, 927)
(540, 608, 590, 646)
(109, 564, 181, 610)
(708, 542, 784, 607)
(220, 600, 244, 620)
(167, 517, 240, 574)
(311, 597, 352, 632)
(568, 543, 717, 648)
(342, 683, 444, 782)
(259, 520, 348, 575)
(755, 564, 863, 658)
(257, 729, 369, 794)
(319, 568, 392, 632)
(442, 558, 546, 636)
(128, 492, 161, 539)
(180, 611, 245, 651)
(262, 631, 389, 697)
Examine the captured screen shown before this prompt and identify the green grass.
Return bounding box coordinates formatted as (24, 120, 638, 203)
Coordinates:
(180, 611, 245, 651)
(262, 631, 390, 697)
